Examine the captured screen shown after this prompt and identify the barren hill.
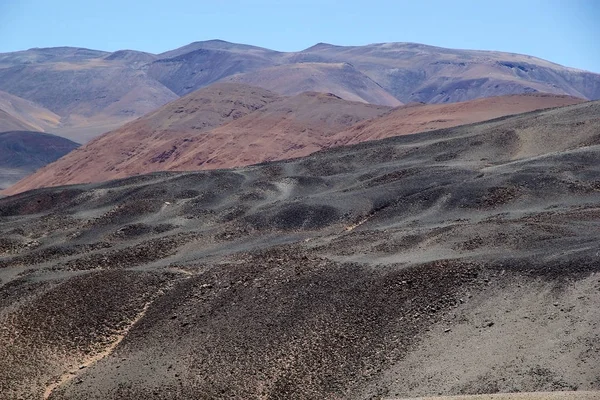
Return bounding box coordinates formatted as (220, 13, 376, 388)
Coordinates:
(159, 91, 392, 171)
(0, 131, 78, 189)
(299, 42, 600, 103)
(329, 93, 585, 146)
(225, 62, 402, 106)
(2, 84, 281, 194)
(0, 101, 599, 399)
(3, 89, 584, 196)
(3, 85, 391, 193)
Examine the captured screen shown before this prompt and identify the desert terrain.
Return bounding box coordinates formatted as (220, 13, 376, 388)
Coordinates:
(0, 100, 599, 399)
(395, 393, 600, 400)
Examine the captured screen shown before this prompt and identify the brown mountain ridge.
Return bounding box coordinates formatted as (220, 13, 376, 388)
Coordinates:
(3, 83, 585, 195)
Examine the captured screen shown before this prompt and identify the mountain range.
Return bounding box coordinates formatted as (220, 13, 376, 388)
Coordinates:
(1, 38, 600, 400)
(1, 40, 599, 144)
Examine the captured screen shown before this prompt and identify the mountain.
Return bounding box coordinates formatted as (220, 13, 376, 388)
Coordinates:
(147, 39, 600, 102)
(3, 85, 583, 196)
(224, 62, 402, 106)
(0, 47, 178, 143)
(299, 42, 600, 103)
(1, 100, 599, 399)
(157, 39, 283, 59)
(1, 40, 599, 143)
(159, 91, 392, 170)
(148, 40, 283, 95)
(3, 84, 392, 194)
(0, 131, 79, 189)
(1, 83, 282, 193)
(0, 90, 61, 133)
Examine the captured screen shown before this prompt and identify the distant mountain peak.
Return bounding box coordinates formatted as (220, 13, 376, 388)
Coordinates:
(104, 50, 157, 62)
(302, 42, 339, 52)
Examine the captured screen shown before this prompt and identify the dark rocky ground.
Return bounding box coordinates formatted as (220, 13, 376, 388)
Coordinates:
(1, 101, 599, 399)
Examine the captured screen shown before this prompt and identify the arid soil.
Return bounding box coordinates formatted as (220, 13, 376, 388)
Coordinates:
(0, 101, 599, 399)
(3, 87, 583, 196)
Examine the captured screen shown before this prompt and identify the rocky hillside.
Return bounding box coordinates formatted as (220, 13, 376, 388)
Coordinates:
(0, 100, 599, 399)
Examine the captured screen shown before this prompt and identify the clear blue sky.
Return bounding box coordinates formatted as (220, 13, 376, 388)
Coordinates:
(1, 0, 599, 72)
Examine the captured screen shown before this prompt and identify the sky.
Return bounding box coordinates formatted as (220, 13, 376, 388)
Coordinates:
(1, 0, 599, 72)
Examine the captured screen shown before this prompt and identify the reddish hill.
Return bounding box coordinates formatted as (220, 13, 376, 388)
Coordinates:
(2, 90, 585, 196)
(328, 93, 586, 147)
(2, 83, 280, 194)
(156, 91, 391, 171)
(3, 87, 390, 194)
